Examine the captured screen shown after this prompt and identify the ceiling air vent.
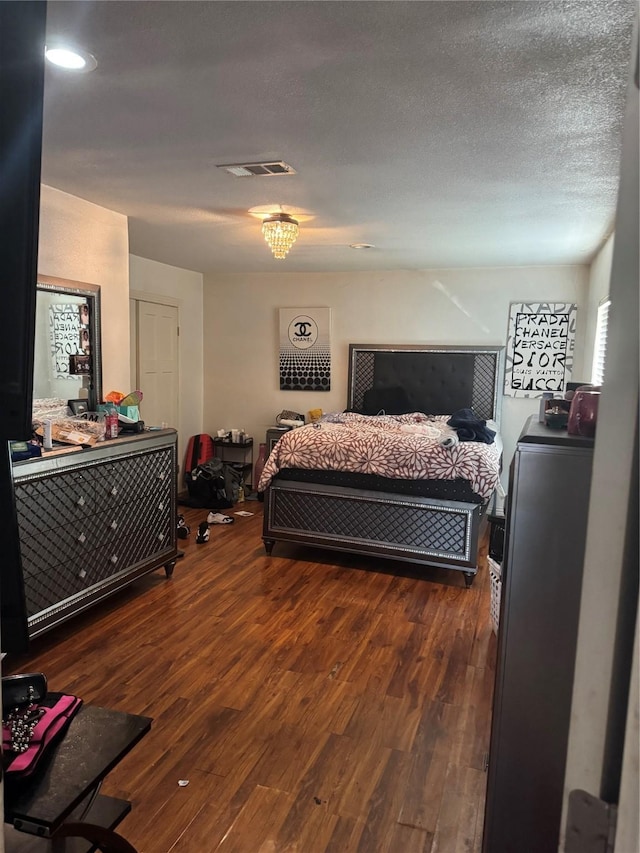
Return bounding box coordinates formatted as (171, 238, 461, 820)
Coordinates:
(217, 161, 297, 177)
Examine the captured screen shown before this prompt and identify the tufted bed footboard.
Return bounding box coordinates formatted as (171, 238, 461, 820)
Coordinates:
(262, 478, 487, 586)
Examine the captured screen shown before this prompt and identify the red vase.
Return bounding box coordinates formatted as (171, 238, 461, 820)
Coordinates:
(567, 390, 600, 437)
(253, 442, 267, 489)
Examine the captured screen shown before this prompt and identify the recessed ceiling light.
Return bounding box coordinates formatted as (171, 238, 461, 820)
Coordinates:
(45, 46, 97, 72)
(349, 243, 375, 250)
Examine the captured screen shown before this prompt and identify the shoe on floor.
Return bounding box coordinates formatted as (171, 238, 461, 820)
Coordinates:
(207, 512, 234, 525)
(195, 521, 210, 543)
(177, 514, 190, 539)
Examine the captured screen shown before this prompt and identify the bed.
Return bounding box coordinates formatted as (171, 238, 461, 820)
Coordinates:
(260, 344, 504, 586)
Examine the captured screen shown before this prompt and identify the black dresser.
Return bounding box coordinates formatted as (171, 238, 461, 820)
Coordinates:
(12, 429, 179, 639)
(483, 416, 594, 852)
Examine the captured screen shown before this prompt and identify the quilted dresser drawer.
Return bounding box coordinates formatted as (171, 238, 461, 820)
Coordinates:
(11, 430, 179, 638)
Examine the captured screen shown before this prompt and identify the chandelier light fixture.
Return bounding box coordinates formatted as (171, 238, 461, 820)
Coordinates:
(262, 212, 299, 259)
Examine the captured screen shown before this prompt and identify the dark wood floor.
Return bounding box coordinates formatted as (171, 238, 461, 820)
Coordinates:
(5, 504, 497, 853)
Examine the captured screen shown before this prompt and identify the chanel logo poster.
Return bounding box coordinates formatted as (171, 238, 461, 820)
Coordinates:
(279, 308, 331, 391)
(504, 301, 577, 397)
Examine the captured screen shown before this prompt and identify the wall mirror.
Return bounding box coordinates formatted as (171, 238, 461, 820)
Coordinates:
(33, 275, 103, 412)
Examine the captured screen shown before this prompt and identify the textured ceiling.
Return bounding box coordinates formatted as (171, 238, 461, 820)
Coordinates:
(42, 1, 636, 274)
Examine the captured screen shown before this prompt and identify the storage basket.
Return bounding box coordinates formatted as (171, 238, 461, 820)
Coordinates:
(488, 556, 502, 635)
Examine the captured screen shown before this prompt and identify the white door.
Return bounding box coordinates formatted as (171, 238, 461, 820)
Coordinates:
(131, 300, 179, 430)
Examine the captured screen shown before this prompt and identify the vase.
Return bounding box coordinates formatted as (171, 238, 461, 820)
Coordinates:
(253, 442, 267, 490)
(567, 390, 600, 437)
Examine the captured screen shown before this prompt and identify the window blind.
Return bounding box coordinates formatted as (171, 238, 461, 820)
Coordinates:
(591, 299, 611, 385)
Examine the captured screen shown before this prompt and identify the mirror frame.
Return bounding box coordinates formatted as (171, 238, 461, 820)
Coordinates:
(36, 274, 103, 411)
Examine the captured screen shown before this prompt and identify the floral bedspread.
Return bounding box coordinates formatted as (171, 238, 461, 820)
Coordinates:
(258, 412, 501, 500)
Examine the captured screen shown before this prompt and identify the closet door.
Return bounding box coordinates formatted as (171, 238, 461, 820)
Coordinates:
(131, 298, 179, 430)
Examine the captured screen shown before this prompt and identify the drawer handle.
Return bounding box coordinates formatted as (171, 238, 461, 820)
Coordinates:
(156, 472, 166, 481)
(77, 532, 87, 544)
(110, 486, 118, 496)
(110, 554, 118, 564)
(110, 520, 118, 530)
(158, 533, 165, 541)
(158, 502, 164, 511)
(76, 496, 86, 507)
(78, 568, 87, 579)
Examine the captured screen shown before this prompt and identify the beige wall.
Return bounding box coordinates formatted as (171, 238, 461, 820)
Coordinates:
(37, 188, 204, 473)
(203, 265, 589, 485)
(38, 185, 130, 393)
(35, 182, 593, 490)
(129, 254, 204, 472)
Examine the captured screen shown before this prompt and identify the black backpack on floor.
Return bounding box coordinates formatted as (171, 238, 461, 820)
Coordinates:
(185, 459, 244, 509)
(186, 458, 232, 509)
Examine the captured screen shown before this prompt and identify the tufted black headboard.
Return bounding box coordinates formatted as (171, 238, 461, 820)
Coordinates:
(348, 344, 504, 424)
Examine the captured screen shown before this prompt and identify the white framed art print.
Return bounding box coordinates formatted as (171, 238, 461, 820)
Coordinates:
(504, 301, 577, 397)
(279, 308, 331, 391)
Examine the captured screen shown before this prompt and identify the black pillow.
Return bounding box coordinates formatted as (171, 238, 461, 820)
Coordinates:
(362, 385, 412, 415)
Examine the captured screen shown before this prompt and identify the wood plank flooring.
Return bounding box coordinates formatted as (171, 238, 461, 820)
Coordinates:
(4, 504, 497, 853)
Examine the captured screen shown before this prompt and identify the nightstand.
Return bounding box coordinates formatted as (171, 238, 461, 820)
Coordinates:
(213, 437, 253, 489)
(266, 426, 292, 458)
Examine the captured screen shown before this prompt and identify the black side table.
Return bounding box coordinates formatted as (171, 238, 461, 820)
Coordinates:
(5, 704, 151, 852)
(266, 426, 292, 458)
(212, 438, 253, 490)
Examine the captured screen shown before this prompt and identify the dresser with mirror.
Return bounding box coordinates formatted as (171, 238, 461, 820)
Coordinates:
(9, 276, 179, 640)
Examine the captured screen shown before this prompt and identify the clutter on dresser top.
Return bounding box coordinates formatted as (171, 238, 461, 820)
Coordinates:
(29, 390, 147, 453)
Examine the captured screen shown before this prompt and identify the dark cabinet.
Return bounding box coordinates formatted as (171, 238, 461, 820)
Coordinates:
(483, 416, 594, 853)
(12, 429, 179, 639)
(266, 425, 292, 458)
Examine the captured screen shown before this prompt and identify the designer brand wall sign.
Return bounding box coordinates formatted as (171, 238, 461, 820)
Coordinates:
(49, 303, 82, 379)
(279, 308, 331, 391)
(504, 301, 577, 397)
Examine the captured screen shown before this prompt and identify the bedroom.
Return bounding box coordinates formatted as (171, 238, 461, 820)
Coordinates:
(2, 2, 638, 852)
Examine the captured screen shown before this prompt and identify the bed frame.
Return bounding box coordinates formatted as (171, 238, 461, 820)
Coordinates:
(263, 344, 504, 586)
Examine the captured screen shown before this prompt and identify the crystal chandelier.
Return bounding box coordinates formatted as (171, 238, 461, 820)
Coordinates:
(262, 212, 299, 259)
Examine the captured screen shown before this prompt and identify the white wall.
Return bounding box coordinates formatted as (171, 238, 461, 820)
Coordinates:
(38, 185, 130, 393)
(582, 233, 615, 381)
(129, 255, 204, 472)
(35, 185, 592, 490)
(562, 28, 639, 846)
(203, 265, 589, 485)
(35, 186, 591, 489)
(37, 187, 205, 474)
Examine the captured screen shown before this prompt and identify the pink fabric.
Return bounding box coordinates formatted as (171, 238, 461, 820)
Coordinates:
(258, 412, 501, 500)
(3, 694, 82, 776)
